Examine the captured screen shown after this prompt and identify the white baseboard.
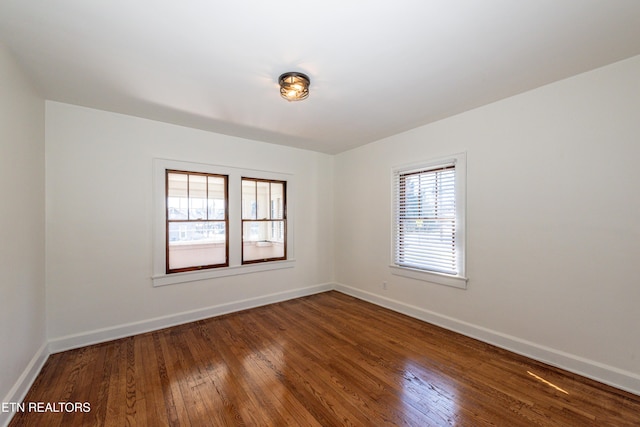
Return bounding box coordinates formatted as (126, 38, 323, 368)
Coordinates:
(8, 280, 637, 427)
(49, 283, 333, 354)
(4, 284, 332, 426)
(334, 283, 640, 397)
(1, 341, 49, 427)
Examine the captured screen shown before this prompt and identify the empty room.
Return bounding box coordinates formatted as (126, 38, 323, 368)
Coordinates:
(1, 1, 640, 426)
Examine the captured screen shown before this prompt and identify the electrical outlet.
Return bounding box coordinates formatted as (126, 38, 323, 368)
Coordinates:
(383, 281, 387, 290)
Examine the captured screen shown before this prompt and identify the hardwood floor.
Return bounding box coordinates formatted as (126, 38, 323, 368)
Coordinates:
(10, 291, 640, 426)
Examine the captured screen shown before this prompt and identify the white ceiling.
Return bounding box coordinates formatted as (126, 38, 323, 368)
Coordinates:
(2, 1, 640, 154)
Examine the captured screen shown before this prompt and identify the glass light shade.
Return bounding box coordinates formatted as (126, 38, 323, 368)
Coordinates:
(279, 72, 310, 101)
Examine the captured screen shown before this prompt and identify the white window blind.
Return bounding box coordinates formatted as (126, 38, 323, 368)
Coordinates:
(393, 162, 458, 275)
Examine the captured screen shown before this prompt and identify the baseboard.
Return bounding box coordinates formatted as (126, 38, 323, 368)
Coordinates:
(334, 283, 640, 396)
(49, 283, 333, 354)
(11, 280, 638, 427)
(1, 341, 49, 427)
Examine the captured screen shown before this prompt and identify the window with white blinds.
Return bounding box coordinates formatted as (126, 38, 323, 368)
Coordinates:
(392, 153, 467, 288)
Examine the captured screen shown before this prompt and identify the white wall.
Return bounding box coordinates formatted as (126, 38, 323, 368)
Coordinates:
(0, 44, 46, 415)
(45, 102, 334, 345)
(334, 55, 640, 393)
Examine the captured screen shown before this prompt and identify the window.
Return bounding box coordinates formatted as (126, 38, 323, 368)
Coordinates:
(391, 153, 467, 289)
(166, 170, 228, 273)
(242, 178, 286, 263)
(153, 159, 294, 287)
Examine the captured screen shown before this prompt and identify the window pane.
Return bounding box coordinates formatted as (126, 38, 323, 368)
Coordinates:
(270, 182, 284, 219)
(256, 181, 270, 219)
(243, 220, 267, 242)
(188, 175, 207, 220)
(167, 172, 188, 197)
(167, 172, 188, 220)
(208, 176, 226, 220)
(242, 221, 285, 262)
(168, 221, 226, 270)
(168, 221, 226, 243)
(242, 179, 256, 219)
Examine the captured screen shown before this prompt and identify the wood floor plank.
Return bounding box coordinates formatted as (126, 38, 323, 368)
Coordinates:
(106, 339, 128, 427)
(79, 343, 111, 427)
(137, 333, 170, 427)
(151, 331, 183, 426)
(165, 326, 212, 427)
(9, 291, 640, 426)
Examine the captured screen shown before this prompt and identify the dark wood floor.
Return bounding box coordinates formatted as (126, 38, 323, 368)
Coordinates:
(10, 291, 640, 426)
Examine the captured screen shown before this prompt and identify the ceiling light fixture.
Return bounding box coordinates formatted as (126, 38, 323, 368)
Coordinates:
(279, 72, 310, 102)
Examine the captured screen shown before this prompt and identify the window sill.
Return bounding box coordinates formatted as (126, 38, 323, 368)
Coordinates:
(389, 265, 468, 289)
(152, 259, 295, 287)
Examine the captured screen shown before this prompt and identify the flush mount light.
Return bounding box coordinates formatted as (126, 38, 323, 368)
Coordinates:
(279, 72, 310, 101)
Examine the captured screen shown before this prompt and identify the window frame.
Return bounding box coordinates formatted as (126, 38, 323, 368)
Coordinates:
(152, 159, 295, 287)
(165, 169, 229, 274)
(241, 177, 287, 264)
(390, 152, 468, 289)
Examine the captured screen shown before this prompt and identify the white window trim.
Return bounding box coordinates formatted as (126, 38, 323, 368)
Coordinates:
(390, 152, 468, 290)
(152, 158, 295, 287)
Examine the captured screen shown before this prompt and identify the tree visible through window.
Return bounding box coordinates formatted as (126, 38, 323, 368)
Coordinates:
(166, 170, 228, 273)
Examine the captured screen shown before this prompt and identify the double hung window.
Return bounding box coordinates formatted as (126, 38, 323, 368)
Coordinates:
(166, 170, 228, 273)
(392, 153, 467, 288)
(241, 178, 287, 263)
(153, 159, 293, 287)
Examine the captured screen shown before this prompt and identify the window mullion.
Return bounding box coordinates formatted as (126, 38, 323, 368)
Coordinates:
(205, 174, 209, 221)
(254, 180, 258, 220)
(186, 173, 191, 221)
